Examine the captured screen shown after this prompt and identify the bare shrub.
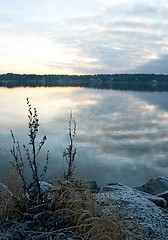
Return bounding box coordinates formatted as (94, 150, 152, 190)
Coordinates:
(10, 98, 49, 202)
(63, 111, 77, 182)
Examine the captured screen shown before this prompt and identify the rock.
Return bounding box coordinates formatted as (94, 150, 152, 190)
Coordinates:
(97, 183, 168, 239)
(135, 189, 167, 208)
(28, 181, 53, 193)
(1, 180, 168, 240)
(75, 179, 98, 192)
(135, 185, 149, 193)
(99, 182, 124, 192)
(144, 224, 155, 237)
(99, 182, 167, 208)
(157, 190, 168, 202)
(87, 180, 98, 191)
(39, 181, 53, 192)
(135, 176, 168, 195)
(28, 181, 54, 203)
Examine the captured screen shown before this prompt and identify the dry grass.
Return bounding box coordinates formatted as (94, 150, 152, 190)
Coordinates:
(0, 177, 142, 239)
(0, 167, 27, 220)
(48, 180, 133, 240)
(0, 185, 15, 219)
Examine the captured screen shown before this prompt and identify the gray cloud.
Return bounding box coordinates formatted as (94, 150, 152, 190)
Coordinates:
(1, 0, 168, 74)
(42, 0, 168, 74)
(102, 1, 168, 20)
(47, 25, 167, 74)
(132, 55, 168, 74)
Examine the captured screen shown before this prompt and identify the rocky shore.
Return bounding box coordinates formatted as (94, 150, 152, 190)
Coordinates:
(1, 177, 168, 240)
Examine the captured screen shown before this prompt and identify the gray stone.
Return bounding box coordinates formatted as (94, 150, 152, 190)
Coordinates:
(96, 183, 168, 239)
(99, 183, 124, 192)
(157, 190, 168, 202)
(135, 176, 168, 195)
(135, 185, 149, 193)
(87, 180, 98, 191)
(135, 189, 167, 208)
(99, 183, 167, 208)
(75, 179, 98, 192)
(28, 181, 53, 193)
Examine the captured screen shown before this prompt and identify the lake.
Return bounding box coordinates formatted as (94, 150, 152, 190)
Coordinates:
(0, 86, 168, 187)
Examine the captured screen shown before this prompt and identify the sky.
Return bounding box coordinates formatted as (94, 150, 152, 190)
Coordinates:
(0, 0, 168, 75)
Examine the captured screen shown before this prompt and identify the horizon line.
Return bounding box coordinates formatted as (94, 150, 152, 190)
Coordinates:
(1, 72, 168, 76)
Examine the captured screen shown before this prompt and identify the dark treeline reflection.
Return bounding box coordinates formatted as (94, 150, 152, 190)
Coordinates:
(1, 73, 168, 91)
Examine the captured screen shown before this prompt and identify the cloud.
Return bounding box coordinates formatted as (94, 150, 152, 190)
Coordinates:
(102, 0, 168, 20)
(42, 0, 168, 74)
(132, 54, 168, 74)
(47, 25, 166, 74)
(1, 0, 168, 74)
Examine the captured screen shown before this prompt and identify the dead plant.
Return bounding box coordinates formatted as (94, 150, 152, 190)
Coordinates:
(10, 98, 49, 203)
(63, 111, 77, 182)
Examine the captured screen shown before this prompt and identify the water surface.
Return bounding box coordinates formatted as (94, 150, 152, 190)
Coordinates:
(0, 86, 168, 187)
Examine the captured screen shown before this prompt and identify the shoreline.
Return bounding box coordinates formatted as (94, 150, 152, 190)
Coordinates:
(1, 176, 168, 239)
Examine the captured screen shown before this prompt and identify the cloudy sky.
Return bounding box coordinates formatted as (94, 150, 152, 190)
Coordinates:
(1, 0, 168, 75)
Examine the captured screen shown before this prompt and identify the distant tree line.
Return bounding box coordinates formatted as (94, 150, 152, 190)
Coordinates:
(0, 73, 168, 91)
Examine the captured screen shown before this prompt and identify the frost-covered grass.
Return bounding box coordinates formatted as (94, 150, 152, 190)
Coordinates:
(0, 178, 134, 240)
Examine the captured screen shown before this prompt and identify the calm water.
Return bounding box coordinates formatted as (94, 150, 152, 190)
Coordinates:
(0, 86, 168, 187)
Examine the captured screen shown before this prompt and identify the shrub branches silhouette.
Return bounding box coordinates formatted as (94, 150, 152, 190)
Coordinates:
(63, 111, 77, 182)
(10, 131, 28, 195)
(10, 98, 49, 202)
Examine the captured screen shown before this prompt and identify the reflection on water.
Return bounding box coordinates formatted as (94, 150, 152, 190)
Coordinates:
(0, 86, 168, 187)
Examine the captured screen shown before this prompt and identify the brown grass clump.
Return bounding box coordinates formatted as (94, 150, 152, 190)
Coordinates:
(0, 176, 137, 239)
(0, 184, 15, 219)
(0, 167, 28, 220)
(49, 180, 132, 240)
